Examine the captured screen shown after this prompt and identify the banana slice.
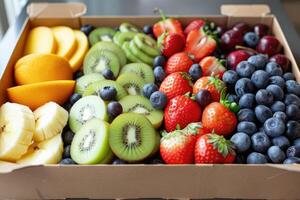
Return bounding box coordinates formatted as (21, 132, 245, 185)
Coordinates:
(0, 103, 35, 161)
(33, 102, 68, 142)
(17, 134, 63, 165)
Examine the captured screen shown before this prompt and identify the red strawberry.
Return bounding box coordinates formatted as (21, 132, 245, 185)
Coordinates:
(194, 133, 235, 164)
(159, 33, 185, 57)
(184, 19, 205, 35)
(153, 9, 184, 40)
(159, 72, 192, 101)
(183, 122, 210, 137)
(160, 130, 196, 164)
(164, 94, 202, 132)
(202, 102, 237, 136)
(184, 28, 217, 62)
(193, 76, 225, 102)
(224, 153, 236, 163)
(199, 56, 226, 78)
(165, 52, 193, 74)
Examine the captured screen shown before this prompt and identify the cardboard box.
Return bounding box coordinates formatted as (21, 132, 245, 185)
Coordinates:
(0, 3, 300, 199)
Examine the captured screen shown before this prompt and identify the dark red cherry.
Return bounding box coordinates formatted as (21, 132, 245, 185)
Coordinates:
(256, 35, 282, 56)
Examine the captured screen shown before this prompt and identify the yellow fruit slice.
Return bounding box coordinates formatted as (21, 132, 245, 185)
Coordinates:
(51, 26, 77, 59)
(24, 26, 57, 55)
(69, 30, 89, 72)
(7, 80, 75, 110)
(15, 54, 73, 85)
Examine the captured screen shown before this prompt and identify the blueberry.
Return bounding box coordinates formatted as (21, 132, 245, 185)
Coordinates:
(142, 83, 158, 98)
(99, 86, 117, 101)
(154, 66, 166, 83)
(237, 121, 257, 135)
(286, 80, 300, 96)
(153, 56, 166, 68)
(230, 132, 251, 153)
(236, 61, 256, 78)
(150, 91, 167, 109)
(227, 94, 239, 103)
(286, 120, 300, 140)
(265, 62, 283, 76)
(195, 89, 212, 108)
(189, 64, 202, 82)
(272, 136, 290, 150)
(73, 71, 84, 79)
(255, 105, 272, 123)
(267, 146, 286, 163)
(235, 78, 255, 97)
(247, 54, 268, 70)
(269, 76, 285, 89)
(294, 138, 300, 146)
(255, 89, 274, 105)
(69, 93, 82, 105)
(251, 70, 269, 89)
(80, 24, 94, 36)
(284, 94, 300, 107)
(266, 84, 284, 101)
(63, 145, 71, 159)
(107, 101, 123, 119)
(222, 70, 239, 85)
(244, 32, 259, 47)
(102, 69, 115, 80)
(238, 108, 256, 122)
(283, 157, 300, 164)
(286, 104, 300, 120)
(247, 152, 268, 164)
(59, 158, 77, 165)
(286, 145, 300, 157)
(238, 93, 255, 109)
(283, 72, 295, 81)
(112, 159, 127, 165)
(270, 101, 285, 112)
(143, 25, 153, 34)
(235, 154, 247, 164)
(251, 132, 271, 153)
(263, 117, 285, 137)
(62, 130, 75, 146)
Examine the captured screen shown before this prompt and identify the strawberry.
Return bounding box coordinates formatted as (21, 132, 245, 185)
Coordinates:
(158, 33, 185, 57)
(159, 72, 192, 101)
(184, 19, 206, 35)
(160, 130, 196, 164)
(153, 9, 184, 40)
(199, 56, 226, 78)
(165, 52, 193, 74)
(193, 76, 225, 102)
(183, 122, 210, 137)
(202, 102, 237, 136)
(184, 28, 217, 62)
(194, 133, 235, 164)
(164, 94, 202, 132)
(224, 153, 236, 163)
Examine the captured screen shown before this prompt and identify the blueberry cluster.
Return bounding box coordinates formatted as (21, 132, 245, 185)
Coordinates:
(223, 54, 300, 164)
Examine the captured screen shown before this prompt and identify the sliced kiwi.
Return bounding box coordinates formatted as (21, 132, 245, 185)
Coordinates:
(122, 41, 143, 63)
(116, 72, 146, 95)
(70, 118, 110, 164)
(88, 27, 116, 46)
(109, 113, 156, 162)
(83, 49, 120, 77)
(134, 33, 160, 57)
(90, 41, 127, 67)
(75, 73, 105, 95)
(120, 63, 154, 83)
(83, 80, 127, 100)
(119, 23, 140, 33)
(69, 95, 108, 133)
(113, 31, 136, 46)
(129, 40, 153, 65)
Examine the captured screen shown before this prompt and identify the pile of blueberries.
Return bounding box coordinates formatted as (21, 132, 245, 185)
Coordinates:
(222, 54, 300, 164)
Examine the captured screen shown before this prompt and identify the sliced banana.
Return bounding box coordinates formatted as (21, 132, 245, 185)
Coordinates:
(0, 103, 35, 161)
(33, 102, 68, 142)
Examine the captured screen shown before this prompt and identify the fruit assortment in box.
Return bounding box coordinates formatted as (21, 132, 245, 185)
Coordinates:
(1, 9, 300, 166)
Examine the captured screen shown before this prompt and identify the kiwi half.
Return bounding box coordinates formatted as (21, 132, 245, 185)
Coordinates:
(116, 72, 146, 95)
(69, 95, 108, 133)
(129, 40, 153, 65)
(119, 23, 140, 33)
(75, 73, 105, 95)
(83, 49, 120, 77)
(134, 33, 160, 57)
(119, 95, 163, 128)
(113, 31, 136, 46)
(122, 42, 143, 63)
(120, 63, 154, 83)
(109, 113, 156, 162)
(88, 27, 116, 46)
(83, 80, 127, 100)
(70, 118, 110, 164)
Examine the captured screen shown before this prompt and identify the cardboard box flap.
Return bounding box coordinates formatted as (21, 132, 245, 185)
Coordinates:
(221, 4, 270, 17)
(27, 2, 87, 19)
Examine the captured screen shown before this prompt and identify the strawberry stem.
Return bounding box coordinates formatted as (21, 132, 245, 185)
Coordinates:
(207, 134, 235, 157)
(220, 89, 240, 113)
(154, 8, 167, 21)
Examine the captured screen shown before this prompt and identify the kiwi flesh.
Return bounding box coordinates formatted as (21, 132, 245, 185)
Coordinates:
(83, 80, 127, 100)
(88, 27, 116, 46)
(120, 63, 154, 83)
(113, 31, 136, 46)
(119, 95, 163, 128)
(75, 73, 105, 95)
(109, 113, 156, 162)
(119, 23, 140, 33)
(122, 42, 143, 63)
(134, 33, 160, 57)
(69, 95, 108, 133)
(116, 72, 146, 95)
(129, 40, 153, 65)
(83, 49, 120, 77)
(70, 118, 110, 164)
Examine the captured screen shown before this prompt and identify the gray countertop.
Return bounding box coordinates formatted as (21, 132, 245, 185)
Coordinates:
(1, 0, 299, 71)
